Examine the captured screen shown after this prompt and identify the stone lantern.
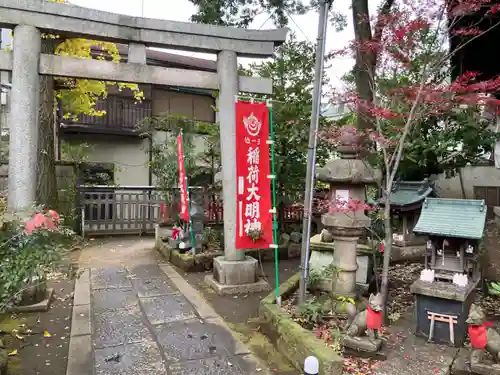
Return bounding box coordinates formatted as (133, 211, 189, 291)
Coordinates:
(316, 126, 381, 298)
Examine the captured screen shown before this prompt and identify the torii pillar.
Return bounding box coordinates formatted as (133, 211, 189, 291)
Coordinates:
(7, 25, 41, 212)
(204, 50, 269, 294)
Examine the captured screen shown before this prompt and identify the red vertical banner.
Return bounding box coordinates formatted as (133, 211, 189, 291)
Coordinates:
(235, 101, 273, 249)
(177, 134, 190, 222)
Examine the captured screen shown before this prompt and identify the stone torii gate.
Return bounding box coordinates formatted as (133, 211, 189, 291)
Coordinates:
(0, 0, 287, 293)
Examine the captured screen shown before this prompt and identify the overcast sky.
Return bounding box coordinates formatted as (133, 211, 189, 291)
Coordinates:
(70, 0, 381, 88)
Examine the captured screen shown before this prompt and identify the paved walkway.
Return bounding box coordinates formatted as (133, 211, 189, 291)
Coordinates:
(67, 238, 265, 375)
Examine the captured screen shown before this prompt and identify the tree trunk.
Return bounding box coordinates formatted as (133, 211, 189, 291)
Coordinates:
(36, 39, 58, 209)
(351, 0, 395, 131)
(352, 0, 375, 131)
(380, 199, 392, 322)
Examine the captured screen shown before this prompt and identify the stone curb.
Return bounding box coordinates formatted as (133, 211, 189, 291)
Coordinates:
(158, 263, 272, 375)
(259, 272, 344, 375)
(66, 269, 92, 375)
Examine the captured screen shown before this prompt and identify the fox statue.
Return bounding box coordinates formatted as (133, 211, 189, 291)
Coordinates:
(467, 303, 500, 364)
(345, 293, 384, 339)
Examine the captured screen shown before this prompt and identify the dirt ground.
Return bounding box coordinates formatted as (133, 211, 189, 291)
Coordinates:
(1, 276, 75, 375)
(0, 245, 81, 375)
(182, 257, 301, 375)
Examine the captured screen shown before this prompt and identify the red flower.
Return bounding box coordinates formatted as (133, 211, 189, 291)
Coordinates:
(25, 210, 59, 234)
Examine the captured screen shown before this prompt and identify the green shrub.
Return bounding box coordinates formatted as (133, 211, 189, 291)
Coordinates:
(0, 203, 76, 312)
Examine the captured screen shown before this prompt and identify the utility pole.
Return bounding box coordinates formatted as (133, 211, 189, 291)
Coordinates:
(298, 0, 332, 304)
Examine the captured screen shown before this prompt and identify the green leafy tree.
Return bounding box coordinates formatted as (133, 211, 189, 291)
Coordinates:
(241, 34, 331, 203)
(36, 0, 143, 210)
(188, 0, 308, 27)
(140, 115, 217, 195)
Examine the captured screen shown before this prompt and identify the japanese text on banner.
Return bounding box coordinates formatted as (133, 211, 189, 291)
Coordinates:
(235, 101, 272, 249)
(177, 135, 190, 222)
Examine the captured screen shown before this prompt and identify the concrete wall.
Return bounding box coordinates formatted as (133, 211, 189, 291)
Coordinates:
(59, 85, 217, 187)
(61, 134, 150, 186)
(431, 165, 500, 199)
(152, 88, 215, 122)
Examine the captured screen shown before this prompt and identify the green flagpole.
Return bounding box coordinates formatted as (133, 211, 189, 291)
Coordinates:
(267, 100, 280, 305)
(180, 132, 196, 251)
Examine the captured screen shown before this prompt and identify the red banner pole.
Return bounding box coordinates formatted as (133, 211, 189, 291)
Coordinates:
(235, 100, 273, 250)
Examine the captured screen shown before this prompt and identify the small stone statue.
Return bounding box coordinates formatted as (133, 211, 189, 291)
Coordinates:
(343, 293, 383, 353)
(467, 303, 500, 374)
(279, 233, 291, 248)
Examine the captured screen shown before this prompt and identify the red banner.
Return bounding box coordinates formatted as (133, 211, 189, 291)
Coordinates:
(177, 134, 190, 222)
(235, 101, 273, 249)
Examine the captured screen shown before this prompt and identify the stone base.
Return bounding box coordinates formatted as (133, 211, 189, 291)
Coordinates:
(204, 275, 269, 295)
(453, 348, 500, 375)
(391, 244, 426, 262)
(212, 255, 258, 285)
(343, 336, 382, 354)
(471, 349, 500, 375)
(411, 280, 477, 347)
(154, 224, 172, 244)
(207, 255, 270, 295)
(288, 243, 301, 258)
(10, 288, 54, 313)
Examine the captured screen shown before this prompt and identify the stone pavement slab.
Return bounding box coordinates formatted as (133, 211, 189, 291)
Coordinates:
(94, 341, 166, 375)
(154, 319, 233, 361)
(167, 356, 247, 375)
(93, 306, 152, 349)
(132, 276, 177, 298)
(127, 264, 166, 279)
(140, 294, 196, 325)
(91, 268, 132, 289)
(68, 241, 268, 375)
(92, 288, 138, 311)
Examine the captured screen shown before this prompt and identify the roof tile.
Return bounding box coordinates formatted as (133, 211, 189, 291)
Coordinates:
(413, 198, 487, 239)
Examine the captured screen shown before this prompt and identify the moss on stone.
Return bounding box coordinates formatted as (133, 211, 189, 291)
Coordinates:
(228, 321, 296, 373)
(155, 242, 172, 262)
(260, 273, 344, 375)
(169, 250, 222, 273)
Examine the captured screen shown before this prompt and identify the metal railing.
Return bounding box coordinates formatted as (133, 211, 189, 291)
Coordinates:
(77, 185, 163, 236)
(76, 185, 309, 236)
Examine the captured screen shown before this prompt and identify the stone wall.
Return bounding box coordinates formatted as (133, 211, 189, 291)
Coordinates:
(431, 165, 500, 199)
(0, 162, 76, 213)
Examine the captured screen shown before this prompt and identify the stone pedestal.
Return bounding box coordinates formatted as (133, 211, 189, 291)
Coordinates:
(204, 256, 269, 295)
(411, 279, 478, 347)
(330, 235, 358, 298)
(154, 224, 172, 246)
(308, 234, 374, 291)
(321, 210, 369, 298)
(343, 336, 382, 354)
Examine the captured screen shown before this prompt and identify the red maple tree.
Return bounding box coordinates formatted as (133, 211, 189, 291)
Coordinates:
(320, 0, 500, 312)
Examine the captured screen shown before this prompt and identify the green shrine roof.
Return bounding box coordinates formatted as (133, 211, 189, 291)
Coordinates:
(413, 198, 487, 239)
(379, 180, 433, 208)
